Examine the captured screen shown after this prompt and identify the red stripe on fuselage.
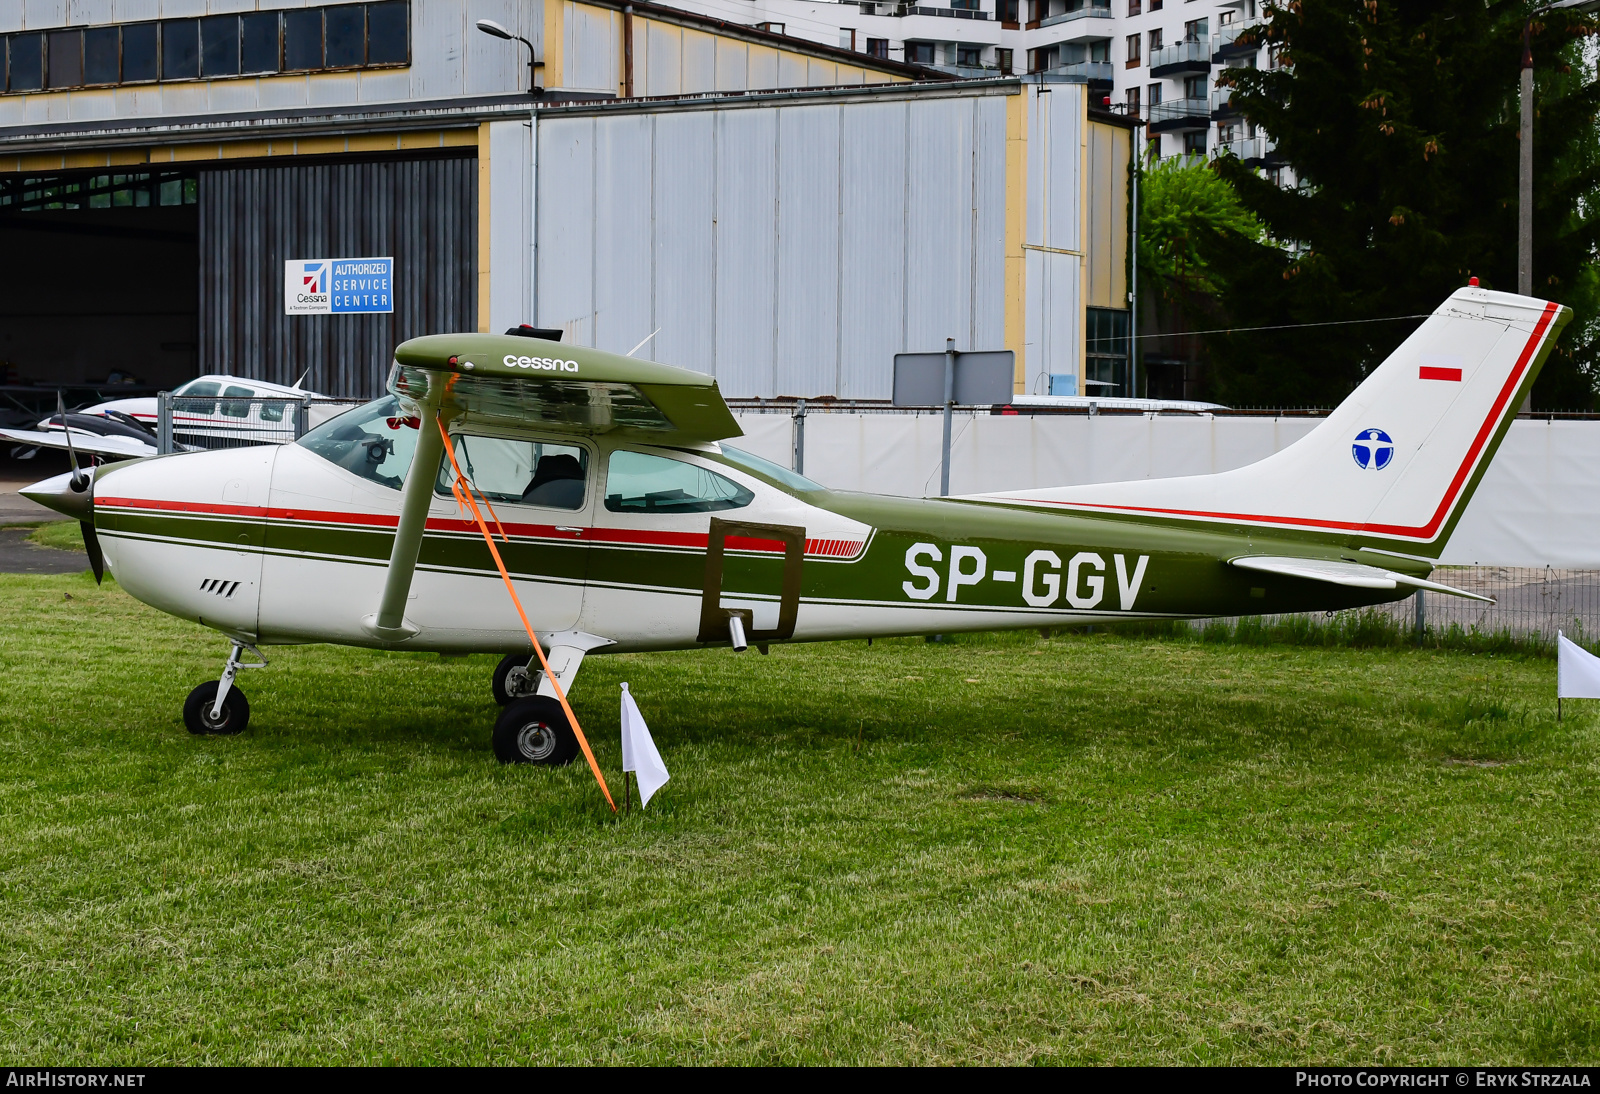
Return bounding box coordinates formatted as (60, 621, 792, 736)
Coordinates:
(96, 496, 865, 557)
(992, 302, 1559, 542)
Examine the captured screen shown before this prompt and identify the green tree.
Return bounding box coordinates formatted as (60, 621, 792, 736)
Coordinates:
(1139, 154, 1263, 298)
(1205, 0, 1600, 409)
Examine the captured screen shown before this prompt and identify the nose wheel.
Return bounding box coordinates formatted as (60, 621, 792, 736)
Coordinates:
(183, 641, 267, 736)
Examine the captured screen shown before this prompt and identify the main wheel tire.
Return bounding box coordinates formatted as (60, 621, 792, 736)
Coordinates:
(492, 653, 542, 706)
(183, 681, 250, 736)
(494, 696, 579, 765)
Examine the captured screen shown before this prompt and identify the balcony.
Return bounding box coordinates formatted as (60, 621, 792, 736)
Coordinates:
(1038, 3, 1113, 29)
(1212, 135, 1270, 165)
(1212, 18, 1263, 61)
(902, 4, 991, 17)
(1210, 85, 1235, 118)
(1055, 60, 1115, 84)
(1147, 97, 1210, 132)
(1149, 38, 1210, 77)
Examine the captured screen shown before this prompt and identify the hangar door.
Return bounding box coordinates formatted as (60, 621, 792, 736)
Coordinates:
(198, 151, 476, 399)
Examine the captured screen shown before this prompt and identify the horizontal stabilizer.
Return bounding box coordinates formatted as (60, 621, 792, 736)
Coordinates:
(0, 427, 156, 460)
(1228, 556, 1494, 603)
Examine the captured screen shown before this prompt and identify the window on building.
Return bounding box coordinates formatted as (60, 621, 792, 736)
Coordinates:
(8, 33, 44, 91)
(46, 30, 82, 90)
(1088, 39, 1109, 62)
(283, 10, 324, 70)
(1125, 85, 1140, 113)
(201, 16, 240, 78)
(840, 28, 857, 51)
(367, 2, 410, 64)
(1183, 130, 1207, 155)
(83, 27, 120, 84)
(1000, 0, 1021, 24)
(1147, 27, 1163, 53)
(0, 170, 200, 212)
(1183, 73, 1205, 99)
(240, 13, 280, 74)
(867, 38, 890, 59)
(120, 23, 158, 83)
(1085, 308, 1131, 398)
(324, 4, 366, 67)
(906, 41, 936, 64)
(4, 3, 410, 94)
(755, 21, 787, 34)
(957, 44, 982, 67)
(997, 47, 1013, 73)
(162, 20, 200, 80)
(1125, 33, 1141, 67)
(1128, 0, 1141, 13)
(1183, 17, 1208, 42)
(1147, 82, 1161, 106)
(1149, 0, 1162, 10)
(1217, 121, 1237, 144)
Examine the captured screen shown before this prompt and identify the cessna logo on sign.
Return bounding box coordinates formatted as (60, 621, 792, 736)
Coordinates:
(284, 257, 394, 315)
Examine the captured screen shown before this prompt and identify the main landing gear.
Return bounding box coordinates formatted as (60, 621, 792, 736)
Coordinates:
(493, 696, 579, 765)
(183, 641, 267, 736)
(491, 653, 543, 706)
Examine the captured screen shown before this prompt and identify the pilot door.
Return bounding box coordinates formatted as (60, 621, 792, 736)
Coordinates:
(415, 430, 594, 637)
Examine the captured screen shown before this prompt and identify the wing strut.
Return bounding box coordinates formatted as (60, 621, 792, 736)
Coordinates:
(363, 381, 448, 641)
(437, 418, 617, 812)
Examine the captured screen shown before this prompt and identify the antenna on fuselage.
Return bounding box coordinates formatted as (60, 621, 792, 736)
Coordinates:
(624, 328, 661, 358)
(290, 369, 311, 391)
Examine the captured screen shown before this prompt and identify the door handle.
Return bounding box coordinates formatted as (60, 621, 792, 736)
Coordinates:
(556, 526, 583, 536)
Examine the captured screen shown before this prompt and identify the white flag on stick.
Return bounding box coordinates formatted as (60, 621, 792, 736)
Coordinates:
(620, 683, 670, 807)
(1558, 631, 1600, 699)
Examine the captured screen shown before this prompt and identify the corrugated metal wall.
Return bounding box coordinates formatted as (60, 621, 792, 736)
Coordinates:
(198, 152, 476, 398)
(533, 92, 1009, 400)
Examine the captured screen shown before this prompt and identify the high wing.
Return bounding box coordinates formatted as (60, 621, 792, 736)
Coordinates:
(0, 426, 157, 460)
(1228, 556, 1494, 603)
(390, 333, 741, 444)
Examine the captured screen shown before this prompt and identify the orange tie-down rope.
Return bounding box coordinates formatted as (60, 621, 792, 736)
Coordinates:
(437, 418, 616, 811)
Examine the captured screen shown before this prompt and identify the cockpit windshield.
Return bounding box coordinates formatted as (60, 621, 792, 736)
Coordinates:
(296, 395, 419, 490)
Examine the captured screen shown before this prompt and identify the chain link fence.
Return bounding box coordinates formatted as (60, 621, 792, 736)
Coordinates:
(1379, 568, 1600, 645)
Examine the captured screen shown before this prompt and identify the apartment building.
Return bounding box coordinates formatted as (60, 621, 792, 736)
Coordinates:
(671, 0, 1272, 161)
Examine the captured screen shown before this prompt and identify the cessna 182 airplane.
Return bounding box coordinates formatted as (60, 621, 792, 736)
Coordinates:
(21, 285, 1565, 782)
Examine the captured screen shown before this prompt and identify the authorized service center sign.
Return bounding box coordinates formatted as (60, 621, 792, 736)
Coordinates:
(284, 257, 394, 315)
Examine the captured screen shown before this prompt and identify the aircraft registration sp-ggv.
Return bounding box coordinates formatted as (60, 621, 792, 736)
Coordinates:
(24, 286, 1567, 767)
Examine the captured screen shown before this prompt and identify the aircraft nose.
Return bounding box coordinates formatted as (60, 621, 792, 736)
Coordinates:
(20, 468, 95, 520)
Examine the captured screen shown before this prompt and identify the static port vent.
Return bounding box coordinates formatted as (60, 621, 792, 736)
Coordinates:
(200, 578, 240, 599)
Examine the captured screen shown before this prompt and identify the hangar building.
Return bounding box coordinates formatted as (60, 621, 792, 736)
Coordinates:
(0, 0, 1130, 401)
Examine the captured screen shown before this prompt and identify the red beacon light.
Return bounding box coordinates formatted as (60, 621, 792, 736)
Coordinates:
(1469, 277, 1480, 287)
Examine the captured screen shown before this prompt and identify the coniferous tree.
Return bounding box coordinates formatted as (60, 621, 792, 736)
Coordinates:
(1201, 0, 1600, 409)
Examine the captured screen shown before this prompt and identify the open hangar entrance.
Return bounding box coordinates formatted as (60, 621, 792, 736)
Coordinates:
(0, 170, 199, 394)
(0, 148, 476, 407)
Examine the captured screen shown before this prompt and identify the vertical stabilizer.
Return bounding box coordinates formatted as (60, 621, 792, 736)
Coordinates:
(984, 287, 1570, 555)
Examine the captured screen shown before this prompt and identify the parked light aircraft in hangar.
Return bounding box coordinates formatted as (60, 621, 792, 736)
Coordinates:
(23, 286, 1565, 784)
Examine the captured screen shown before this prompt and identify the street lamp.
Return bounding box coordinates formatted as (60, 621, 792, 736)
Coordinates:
(476, 18, 540, 96)
(1521, 0, 1600, 296)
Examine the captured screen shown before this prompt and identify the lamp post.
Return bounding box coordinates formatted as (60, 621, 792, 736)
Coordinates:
(476, 18, 542, 330)
(475, 18, 540, 96)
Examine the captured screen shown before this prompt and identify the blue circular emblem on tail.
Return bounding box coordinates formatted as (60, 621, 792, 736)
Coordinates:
(1352, 428, 1395, 470)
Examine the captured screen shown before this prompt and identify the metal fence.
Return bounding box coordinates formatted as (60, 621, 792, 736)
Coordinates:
(156, 395, 365, 453)
(1383, 568, 1600, 644)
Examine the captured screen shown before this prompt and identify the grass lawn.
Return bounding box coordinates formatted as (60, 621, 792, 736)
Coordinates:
(1, 565, 1597, 1064)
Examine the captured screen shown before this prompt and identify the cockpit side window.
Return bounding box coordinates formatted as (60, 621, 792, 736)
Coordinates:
(296, 395, 419, 490)
(434, 434, 589, 511)
(604, 450, 753, 514)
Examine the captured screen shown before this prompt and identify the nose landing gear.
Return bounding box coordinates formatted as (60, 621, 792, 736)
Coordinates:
(183, 641, 268, 736)
(491, 652, 543, 706)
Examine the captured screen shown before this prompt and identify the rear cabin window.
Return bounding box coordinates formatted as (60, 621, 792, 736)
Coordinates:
(436, 435, 589, 511)
(604, 450, 752, 514)
(296, 395, 418, 490)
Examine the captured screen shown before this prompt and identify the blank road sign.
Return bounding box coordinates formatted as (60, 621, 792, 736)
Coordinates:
(892, 350, 1015, 407)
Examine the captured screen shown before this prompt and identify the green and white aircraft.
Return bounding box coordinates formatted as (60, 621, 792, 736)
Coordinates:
(23, 286, 1567, 767)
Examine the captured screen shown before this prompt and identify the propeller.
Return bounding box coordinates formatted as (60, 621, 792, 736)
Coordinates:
(57, 391, 89, 494)
(54, 391, 104, 584)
